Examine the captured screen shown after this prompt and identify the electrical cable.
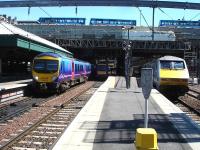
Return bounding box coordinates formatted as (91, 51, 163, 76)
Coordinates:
(189, 12, 200, 21)
(158, 7, 174, 20)
(137, 7, 151, 30)
(39, 7, 52, 17)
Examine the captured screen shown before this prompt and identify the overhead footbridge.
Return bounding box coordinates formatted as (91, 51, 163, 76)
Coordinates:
(0, 21, 72, 80)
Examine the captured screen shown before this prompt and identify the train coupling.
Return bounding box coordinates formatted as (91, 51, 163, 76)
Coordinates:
(39, 83, 48, 90)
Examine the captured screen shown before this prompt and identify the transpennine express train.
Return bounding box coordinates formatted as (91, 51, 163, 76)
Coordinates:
(32, 52, 91, 93)
(144, 56, 189, 96)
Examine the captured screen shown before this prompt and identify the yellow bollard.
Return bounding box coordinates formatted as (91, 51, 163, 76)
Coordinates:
(135, 128, 158, 150)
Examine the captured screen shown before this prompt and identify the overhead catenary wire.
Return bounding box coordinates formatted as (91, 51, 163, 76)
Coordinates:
(39, 7, 52, 18)
(158, 7, 174, 20)
(190, 12, 200, 21)
(137, 7, 152, 31)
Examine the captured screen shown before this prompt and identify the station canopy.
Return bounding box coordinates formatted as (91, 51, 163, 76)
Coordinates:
(0, 21, 73, 57)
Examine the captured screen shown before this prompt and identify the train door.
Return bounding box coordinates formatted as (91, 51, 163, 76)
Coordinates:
(72, 61, 74, 80)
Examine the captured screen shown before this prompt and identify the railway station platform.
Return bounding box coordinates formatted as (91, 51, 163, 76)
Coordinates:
(0, 79, 32, 102)
(53, 76, 200, 150)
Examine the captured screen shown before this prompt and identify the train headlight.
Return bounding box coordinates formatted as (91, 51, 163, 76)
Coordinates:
(33, 76, 39, 81)
(52, 76, 57, 81)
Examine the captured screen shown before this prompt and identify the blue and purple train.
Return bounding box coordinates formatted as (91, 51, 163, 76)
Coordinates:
(32, 52, 91, 93)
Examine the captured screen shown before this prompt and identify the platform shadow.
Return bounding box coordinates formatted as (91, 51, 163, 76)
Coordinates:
(80, 114, 200, 144)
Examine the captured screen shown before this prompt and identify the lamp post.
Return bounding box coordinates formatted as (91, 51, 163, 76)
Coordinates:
(122, 26, 133, 89)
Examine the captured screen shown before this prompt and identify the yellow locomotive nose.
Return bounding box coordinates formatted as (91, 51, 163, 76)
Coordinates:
(160, 69, 189, 86)
(160, 69, 188, 79)
(33, 71, 58, 83)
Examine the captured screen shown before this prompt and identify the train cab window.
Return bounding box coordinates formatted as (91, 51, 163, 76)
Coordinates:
(173, 61, 185, 69)
(33, 60, 45, 71)
(33, 59, 58, 73)
(160, 60, 185, 70)
(160, 61, 171, 69)
(46, 61, 59, 72)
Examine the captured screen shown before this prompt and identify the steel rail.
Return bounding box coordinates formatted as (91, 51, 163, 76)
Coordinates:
(0, 82, 95, 150)
(178, 96, 200, 116)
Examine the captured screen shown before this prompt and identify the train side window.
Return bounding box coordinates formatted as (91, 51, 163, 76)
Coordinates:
(75, 64, 77, 73)
(62, 61, 65, 73)
(65, 61, 70, 74)
(60, 61, 64, 72)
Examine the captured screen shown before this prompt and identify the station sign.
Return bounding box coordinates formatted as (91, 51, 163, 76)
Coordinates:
(141, 68, 153, 99)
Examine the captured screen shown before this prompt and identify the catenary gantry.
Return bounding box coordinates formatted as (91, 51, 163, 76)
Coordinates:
(0, 0, 199, 10)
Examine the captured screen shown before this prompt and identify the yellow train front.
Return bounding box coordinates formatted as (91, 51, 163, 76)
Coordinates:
(151, 56, 189, 96)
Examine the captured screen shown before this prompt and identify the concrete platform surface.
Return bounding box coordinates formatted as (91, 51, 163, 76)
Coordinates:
(0, 79, 32, 90)
(53, 76, 200, 150)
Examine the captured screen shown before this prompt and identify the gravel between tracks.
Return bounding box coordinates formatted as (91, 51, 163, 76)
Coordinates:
(180, 85, 200, 110)
(0, 81, 94, 145)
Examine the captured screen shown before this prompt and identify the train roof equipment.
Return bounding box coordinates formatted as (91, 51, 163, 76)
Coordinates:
(158, 55, 185, 61)
(0, 21, 72, 57)
(38, 17, 86, 25)
(159, 20, 200, 28)
(35, 52, 63, 59)
(90, 18, 136, 26)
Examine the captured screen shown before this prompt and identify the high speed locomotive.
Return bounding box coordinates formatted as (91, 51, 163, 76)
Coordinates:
(32, 52, 91, 93)
(144, 56, 189, 95)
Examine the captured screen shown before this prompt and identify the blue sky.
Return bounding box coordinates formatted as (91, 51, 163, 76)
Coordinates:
(0, 0, 199, 26)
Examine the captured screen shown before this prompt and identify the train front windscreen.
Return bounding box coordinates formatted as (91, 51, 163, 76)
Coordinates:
(160, 61, 185, 70)
(33, 59, 59, 73)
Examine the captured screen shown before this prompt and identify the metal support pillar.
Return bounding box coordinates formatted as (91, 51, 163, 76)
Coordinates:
(144, 98, 148, 128)
(0, 59, 2, 75)
(152, 7, 155, 41)
(122, 26, 133, 88)
(127, 29, 131, 88)
(125, 48, 129, 89)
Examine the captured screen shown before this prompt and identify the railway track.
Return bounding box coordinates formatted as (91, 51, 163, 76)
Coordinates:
(0, 81, 101, 150)
(0, 95, 57, 125)
(175, 86, 200, 126)
(0, 82, 95, 125)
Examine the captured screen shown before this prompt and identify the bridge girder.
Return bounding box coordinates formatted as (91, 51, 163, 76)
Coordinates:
(0, 0, 200, 10)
